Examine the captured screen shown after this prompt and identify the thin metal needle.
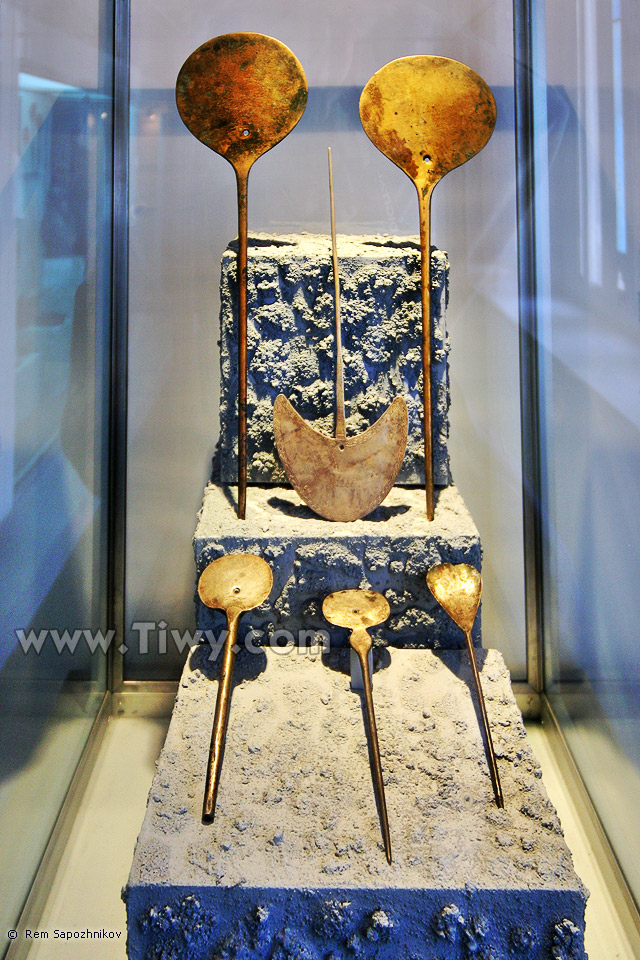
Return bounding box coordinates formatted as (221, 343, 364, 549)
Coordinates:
(236, 170, 249, 519)
(426, 563, 504, 808)
(351, 628, 393, 863)
(463, 628, 504, 808)
(198, 553, 273, 824)
(417, 188, 434, 520)
(328, 146, 346, 442)
(202, 612, 238, 822)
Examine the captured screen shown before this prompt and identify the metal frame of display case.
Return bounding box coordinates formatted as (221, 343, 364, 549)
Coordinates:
(108, 0, 130, 700)
(511, 1, 640, 944)
(540, 697, 640, 947)
(5, 697, 112, 960)
(513, 0, 545, 700)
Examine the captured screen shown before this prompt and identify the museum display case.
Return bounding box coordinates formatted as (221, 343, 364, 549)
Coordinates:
(0, 0, 639, 957)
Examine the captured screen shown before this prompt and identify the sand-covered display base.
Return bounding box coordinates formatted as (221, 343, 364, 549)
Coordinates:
(124, 646, 586, 960)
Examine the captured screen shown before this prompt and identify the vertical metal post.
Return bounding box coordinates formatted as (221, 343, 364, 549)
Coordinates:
(95, 0, 114, 693)
(108, 0, 130, 693)
(513, 0, 545, 694)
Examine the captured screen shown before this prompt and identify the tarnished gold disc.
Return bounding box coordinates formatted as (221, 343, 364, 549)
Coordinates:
(176, 33, 308, 172)
(198, 554, 273, 615)
(322, 589, 390, 630)
(359, 55, 496, 195)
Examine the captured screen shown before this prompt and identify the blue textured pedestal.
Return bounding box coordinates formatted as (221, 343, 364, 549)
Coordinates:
(126, 232, 587, 960)
(217, 233, 451, 487)
(124, 647, 587, 960)
(193, 483, 481, 648)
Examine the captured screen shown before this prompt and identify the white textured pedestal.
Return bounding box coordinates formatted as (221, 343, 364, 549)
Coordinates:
(124, 647, 586, 960)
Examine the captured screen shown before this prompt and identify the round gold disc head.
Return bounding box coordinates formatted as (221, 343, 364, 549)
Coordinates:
(198, 554, 273, 614)
(176, 32, 308, 171)
(426, 562, 482, 634)
(322, 589, 390, 630)
(359, 55, 496, 194)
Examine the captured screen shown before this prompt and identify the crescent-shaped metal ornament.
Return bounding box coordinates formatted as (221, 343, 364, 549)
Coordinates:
(273, 148, 408, 522)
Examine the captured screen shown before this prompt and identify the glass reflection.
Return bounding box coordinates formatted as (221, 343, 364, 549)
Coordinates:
(539, 0, 640, 908)
(0, 0, 112, 945)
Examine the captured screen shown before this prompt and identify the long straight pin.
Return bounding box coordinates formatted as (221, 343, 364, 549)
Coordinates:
(323, 589, 393, 863)
(351, 626, 393, 862)
(198, 554, 273, 823)
(426, 562, 504, 808)
(328, 147, 346, 442)
(236, 170, 249, 519)
(325, 164, 392, 858)
(461, 622, 504, 808)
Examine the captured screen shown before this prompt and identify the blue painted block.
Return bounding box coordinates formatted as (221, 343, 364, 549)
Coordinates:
(217, 233, 451, 487)
(193, 483, 481, 649)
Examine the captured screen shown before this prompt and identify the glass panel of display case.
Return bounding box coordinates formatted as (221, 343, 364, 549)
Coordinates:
(537, 0, 640, 907)
(126, 0, 526, 679)
(0, 0, 112, 944)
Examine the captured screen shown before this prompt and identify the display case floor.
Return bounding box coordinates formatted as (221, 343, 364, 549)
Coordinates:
(193, 482, 482, 648)
(124, 646, 586, 960)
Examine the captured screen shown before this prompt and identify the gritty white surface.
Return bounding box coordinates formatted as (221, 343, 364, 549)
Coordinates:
(125, 647, 586, 958)
(128, 647, 580, 892)
(195, 482, 474, 543)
